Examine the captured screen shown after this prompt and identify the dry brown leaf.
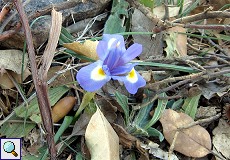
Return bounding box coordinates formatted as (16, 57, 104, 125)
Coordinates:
(47, 66, 72, 87)
(72, 112, 92, 136)
(27, 144, 42, 156)
(131, 9, 163, 60)
(0, 50, 28, 74)
(85, 107, 119, 160)
(212, 119, 230, 159)
(63, 40, 99, 61)
(140, 71, 152, 82)
(95, 98, 117, 123)
(0, 49, 30, 89)
(0, 69, 31, 89)
(112, 123, 137, 149)
(160, 109, 211, 158)
(209, 0, 230, 10)
(112, 123, 149, 160)
(167, 26, 187, 57)
(196, 106, 217, 119)
(153, 5, 180, 19)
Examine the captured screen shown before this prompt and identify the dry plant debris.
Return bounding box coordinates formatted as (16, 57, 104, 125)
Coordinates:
(212, 118, 230, 159)
(160, 109, 211, 158)
(0, 49, 30, 89)
(63, 40, 99, 61)
(85, 107, 119, 160)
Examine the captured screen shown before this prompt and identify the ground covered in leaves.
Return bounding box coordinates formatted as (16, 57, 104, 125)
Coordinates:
(0, 0, 230, 160)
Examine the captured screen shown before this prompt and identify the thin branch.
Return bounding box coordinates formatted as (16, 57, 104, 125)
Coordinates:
(146, 68, 230, 94)
(156, 79, 193, 94)
(0, 0, 30, 33)
(207, 38, 229, 56)
(13, 1, 61, 159)
(0, 2, 13, 23)
(126, 0, 165, 32)
(187, 43, 230, 61)
(0, 22, 21, 41)
(168, 21, 230, 30)
(146, 71, 205, 89)
(179, 113, 221, 130)
(172, 10, 230, 23)
(132, 94, 158, 110)
(168, 131, 179, 157)
(28, 0, 83, 21)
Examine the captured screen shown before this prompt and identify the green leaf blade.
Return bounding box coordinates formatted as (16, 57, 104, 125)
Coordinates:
(182, 94, 201, 119)
(115, 92, 129, 124)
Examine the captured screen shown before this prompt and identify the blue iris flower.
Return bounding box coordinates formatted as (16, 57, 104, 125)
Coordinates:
(76, 34, 146, 94)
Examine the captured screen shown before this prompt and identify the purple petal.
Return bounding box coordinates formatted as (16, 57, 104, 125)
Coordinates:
(103, 34, 126, 52)
(96, 41, 109, 61)
(110, 63, 136, 75)
(96, 34, 126, 63)
(102, 34, 125, 50)
(103, 42, 122, 69)
(119, 43, 142, 65)
(113, 68, 146, 94)
(76, 61, 111, 92)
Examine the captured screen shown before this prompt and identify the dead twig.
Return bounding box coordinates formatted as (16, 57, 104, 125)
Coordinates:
(207, 38, 229, 56)
(28, 0, 83, 21)
(146, 71, 206, 89)
(168, 21, 230, 30)
(207, 55, 230, 65)
(194, 29, 230, 57)
(132, 94, 158, 110)
(187, 43, 230, 61)
(126, 0, 165, 33)
(0, 22, 21, 41)
(126, 1, 230, 34)
(156, 79, 194, 94)
(0, 2, 13, 22)
(0, 0, 30, 33)
(179, 113, 221, 130)
(13, 0, 57, 158)
(146, 68, 230, 94)
(0, 98, 10, 115)
(172, 10, 230, 23)
(168, 131, 179, 158)
(201, 69, 230, 79)
(14, 0, 62, 159)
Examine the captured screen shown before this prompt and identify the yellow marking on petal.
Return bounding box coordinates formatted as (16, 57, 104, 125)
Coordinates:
(91, 66, 107, 81)
(126, 68, 138, 83)
(98, 68, 105, 76)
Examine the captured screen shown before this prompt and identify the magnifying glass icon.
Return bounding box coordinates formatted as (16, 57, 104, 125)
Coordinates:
(3, 141, 18, 157)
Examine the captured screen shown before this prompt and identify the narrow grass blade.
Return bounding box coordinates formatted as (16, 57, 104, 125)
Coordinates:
(138, 62, 198, 73)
